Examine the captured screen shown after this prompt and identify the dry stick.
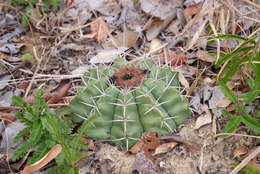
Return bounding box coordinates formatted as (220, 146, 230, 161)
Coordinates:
(230, 146, 260, 174)
(224, 0, 260, 23)
(208, 4, 221, 61)
(59, 20, 96, 33)
(183, 0, 211, 35)
(185, 17, 209, 51)
(242, 0, 260, 9)
(22, 144, 62, 174)
(187, 67, 206, 96)
(24, 47, 42, 97)
(215, 133, 260, 139)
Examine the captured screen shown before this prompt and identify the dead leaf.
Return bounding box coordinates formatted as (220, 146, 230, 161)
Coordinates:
(141, 0, 181, 20)
(129, 131, 161, 162)
(47, 81, 72, 104)
(96, 2, 121, 16)
(184, 2, 203, 17)
(90, 48, 122, 64)
(24, 81, 72, 105)
(90, 17, 110, 42)
(213, 97, 231, 108)
(0, 112, 16, 124)
(178, 72, 189, 89)
(22, 144, 62, 174)
(194, 113, 212, 129)
(112, 29, 139, 48)
(153, 142, 178, 156)
(0, 52, 8, 59)
(233, 146, 249, 159)
(148, 38, 163, 54)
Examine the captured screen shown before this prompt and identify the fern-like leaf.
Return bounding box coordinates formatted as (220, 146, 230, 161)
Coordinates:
(28, 142, 50, 165)
(221, 116, 241, 134)
(13, 127, 31, 143)
(12, 121, 43, 161)
(242, 114, 260, 135)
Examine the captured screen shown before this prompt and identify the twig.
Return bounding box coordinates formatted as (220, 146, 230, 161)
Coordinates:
(230, 146, 260, 174)
(242, 0, 260, 9)
(59, 21, 96, 32)
(24, 47, 43, 97)
(215, 133, 260, 139)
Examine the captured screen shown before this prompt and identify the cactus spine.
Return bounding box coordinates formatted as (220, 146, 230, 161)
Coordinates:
(70, 58, 191, 149)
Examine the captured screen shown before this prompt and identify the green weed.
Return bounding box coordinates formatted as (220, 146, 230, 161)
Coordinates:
(214, 34, 260, 135)
(12, 0, 60, 27)
(12, 89, 97, 173)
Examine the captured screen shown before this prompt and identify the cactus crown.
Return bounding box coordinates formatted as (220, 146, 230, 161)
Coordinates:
(69, 58, 191, 149)
(110, 66, 149, 88)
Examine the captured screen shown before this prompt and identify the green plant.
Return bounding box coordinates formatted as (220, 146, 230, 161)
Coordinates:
(232, 162, 259, 174)
(12, 89, 96, 174)
(12, 0, 60, 27)
(69, 58, 191, 149)
(214, 34, 260, 135)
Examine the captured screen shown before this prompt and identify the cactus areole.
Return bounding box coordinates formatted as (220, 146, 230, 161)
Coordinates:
(70, 58, 191, 149)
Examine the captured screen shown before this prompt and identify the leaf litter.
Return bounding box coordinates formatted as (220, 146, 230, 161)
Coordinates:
(0, 0, 260, 173)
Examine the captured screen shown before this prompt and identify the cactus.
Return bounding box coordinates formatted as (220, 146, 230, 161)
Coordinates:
(69, 58, 191, 149)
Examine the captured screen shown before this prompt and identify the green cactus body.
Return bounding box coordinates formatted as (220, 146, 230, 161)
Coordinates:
(70, 58, 191, 149)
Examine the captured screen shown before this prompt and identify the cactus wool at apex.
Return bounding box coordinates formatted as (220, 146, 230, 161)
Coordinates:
(69, 58, 191, 149)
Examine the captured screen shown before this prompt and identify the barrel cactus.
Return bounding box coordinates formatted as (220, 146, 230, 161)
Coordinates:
(69, 58, 191, 149)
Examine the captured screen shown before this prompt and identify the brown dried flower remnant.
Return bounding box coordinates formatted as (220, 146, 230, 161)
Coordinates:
(110, 66, 149, 88)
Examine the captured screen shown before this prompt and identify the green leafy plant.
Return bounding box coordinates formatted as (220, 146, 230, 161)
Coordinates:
(214, 34, 260, 135)
(12, 0, 60, 27)
(12, 89, 96, 173)
(232, 162, 259, 174)
(69, 58, 191, 149)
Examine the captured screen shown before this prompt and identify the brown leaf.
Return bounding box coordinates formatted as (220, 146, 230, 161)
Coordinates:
(129, 138, 145, 154)
(0, 52, 8, 59)
(194, 113, 212, 130)
(178, 72, 189, 89)
(213, 97, 231, 108)
(148, 38, 163, 54)
(47, 82, 72, 104)
(24, 92, 51, 105)
(113, 29, 139, 48)
(22, 144, 62, 174)
(23, 81, 72, 105)
(153, 142, 178, 156)
(90, 17, 110, 42)
(233, 145, 249, 159)
(184, 2, 203, 18)
(129, 131, 161, 162)
(0, 112, 16, 124)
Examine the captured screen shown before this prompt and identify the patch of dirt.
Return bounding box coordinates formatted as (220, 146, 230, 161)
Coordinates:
(89, 118, 257, 174)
